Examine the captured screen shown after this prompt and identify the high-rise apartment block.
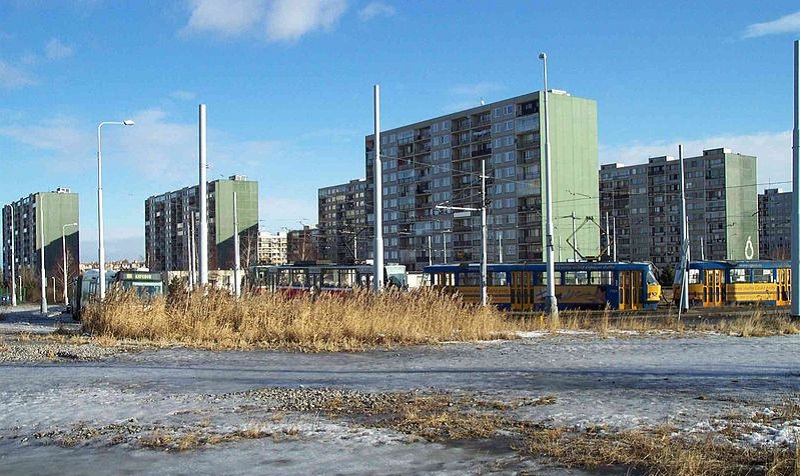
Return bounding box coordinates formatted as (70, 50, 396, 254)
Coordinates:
(758, 188, 791, 259)
(2, 188, 80, 288)
(257, 231, 288, 265)
(317, 178, 368, 263)
(365, 91, 599, 271)
(599, 148, 758, 268)
(144, 176, 259, 272)
(287, 225, 319, 263)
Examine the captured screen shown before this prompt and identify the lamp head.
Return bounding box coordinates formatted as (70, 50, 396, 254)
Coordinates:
(122, 120, 135, 126)
(538, 52, 546, 60)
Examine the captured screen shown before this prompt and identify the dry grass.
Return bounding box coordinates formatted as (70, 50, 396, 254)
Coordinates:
(81, 288, 519, 351)
(513, 306, 800, 338)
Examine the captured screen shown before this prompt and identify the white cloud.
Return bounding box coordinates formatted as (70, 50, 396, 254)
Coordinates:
(358, 1, 395, 21)
(743, 10, 800, 38)
(183, 0, 264, 37)
(44, 38, 74, 60)
(170, 90, 197, 101)
(0, 59, 36, 89)
(600, 130, 793, 191)
(181, 0, 348, 42)
(0, 116, 86, 154)
(265, 0, 347, 42)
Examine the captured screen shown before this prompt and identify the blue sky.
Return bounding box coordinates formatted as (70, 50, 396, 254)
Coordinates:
(1, 0, 800, 261)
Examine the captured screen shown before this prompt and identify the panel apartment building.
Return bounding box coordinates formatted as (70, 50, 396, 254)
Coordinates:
(257, 231, 288, 265)
(2, 188, 79, 288)
(364, 90, 599, 271)
(599, 148, 758, 269)
(758, 188, 791, 259)
(144, 176, 259, 272)
(317, 178, 368, 263)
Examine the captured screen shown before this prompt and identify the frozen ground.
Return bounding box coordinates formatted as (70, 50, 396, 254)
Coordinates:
(1, 305, 800, 474)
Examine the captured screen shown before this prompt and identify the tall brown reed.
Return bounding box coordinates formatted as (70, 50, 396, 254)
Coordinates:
(81, 287, 517, 351)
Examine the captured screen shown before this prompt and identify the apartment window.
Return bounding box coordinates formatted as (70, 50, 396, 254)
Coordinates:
(505, 104, 514, 115)
(432, 122, 439, 133)
(493, 123, 502, 133)
(493, 107, 502, 118)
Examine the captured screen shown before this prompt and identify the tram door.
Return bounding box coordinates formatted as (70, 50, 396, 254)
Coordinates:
(703, 270, 724, 306)
(511, 271, 535, 311)
(777, 268, 791, 306)
(619, 271, 642, 310)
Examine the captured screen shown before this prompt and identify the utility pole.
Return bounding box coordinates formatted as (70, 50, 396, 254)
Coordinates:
(427, 235, 433, 266)
(233, 192, 241, 297)
(6, 204, 16, 307)
(792, 40, 800, 318)
(442, 230, 448, 264)
(539, 52, 558, 317)
(678, 144, 690, 316)
(498, 231, 503, 264)
(373, 85, 384, 291)
(199, 104, 209, 286)
(434, 157, 489, 306)
(480, 156, 488, 306)
(605, 211, 610, 260)
(39, 201, 47, 315)
(612, 217, 617, 262)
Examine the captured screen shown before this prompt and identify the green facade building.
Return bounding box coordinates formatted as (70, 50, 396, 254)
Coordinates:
(145, 176, 259, 272)
(2, 188, 80, 297)
(365, 90, 599, 271)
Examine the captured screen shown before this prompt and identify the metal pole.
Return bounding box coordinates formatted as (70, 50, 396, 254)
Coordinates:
(354, 232, 358, 262)
(539, 52, 558, 317)
(792, 40, 800, 317)
(480, 156, 488, 306)
(39, 199, 47, 315)
(373, 85, 384, 291)
(233, 192, 241, 297)
(700, 236, 705, 261)
(7, 204, 16, 307)
(62, 223, 76, 306)
(499, 231, 503, 264)
(189, 212, 195, 290)
(612, 217, 617, 261)
(198, 104, 208, 286)
(427, 235, 432, 266)
(52, 276, 56, 303)
(443, 230, 447, 264)
(605, 211, 610, 260)
(97, 124, 105, 301)
(571, 213, 577, 261)
(679, 144, 690, 314)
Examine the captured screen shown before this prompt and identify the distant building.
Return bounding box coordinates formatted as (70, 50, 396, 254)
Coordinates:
(144, 175, 259, 272)
(758, 188, 791, 259)
(287, 226, 320, 263)
(258, 231, 288, 265)
(599, 148, 758, 268)
(365, 90, 599, 271)
(317, 178, 368, 263)
(2, 188, 80, 292)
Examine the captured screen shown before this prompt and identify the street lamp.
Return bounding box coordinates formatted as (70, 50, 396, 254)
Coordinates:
(539, 52, 558, 318)
(97, 119, 134, 301)
(62, 222, 77, 307)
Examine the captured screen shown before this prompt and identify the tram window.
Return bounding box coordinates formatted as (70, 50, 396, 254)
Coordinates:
(434, 273, 455, 286)
(729, 269, 747, 283)
(541, 271, 561, 285)
(322, 269, 336, 287)
(753, 269, 773, 283)
(646, 270, 658, 285)
(489, 272, 507, 286)
(459, 273, 480, 286)
(590, 271, 613, 285)
(340, 269, 357, 288)
(688, 269, 701, 284)
(279, 270, 292, 286)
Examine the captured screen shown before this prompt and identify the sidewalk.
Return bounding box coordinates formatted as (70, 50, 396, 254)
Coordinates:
(0, 303, 81, 334)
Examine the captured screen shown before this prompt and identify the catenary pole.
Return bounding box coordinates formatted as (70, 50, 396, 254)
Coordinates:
(199, 104, 209, 286)
(39, 200, 47, 315)
(539, 52, 558, 317)
(7, 204, 16, 307)
(792, 40, 800, 317)
(373, 85, 384, 291)
(480, 157, 488, 306)
(233, 192, 241, 298)
(678, 144, 691, 315)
